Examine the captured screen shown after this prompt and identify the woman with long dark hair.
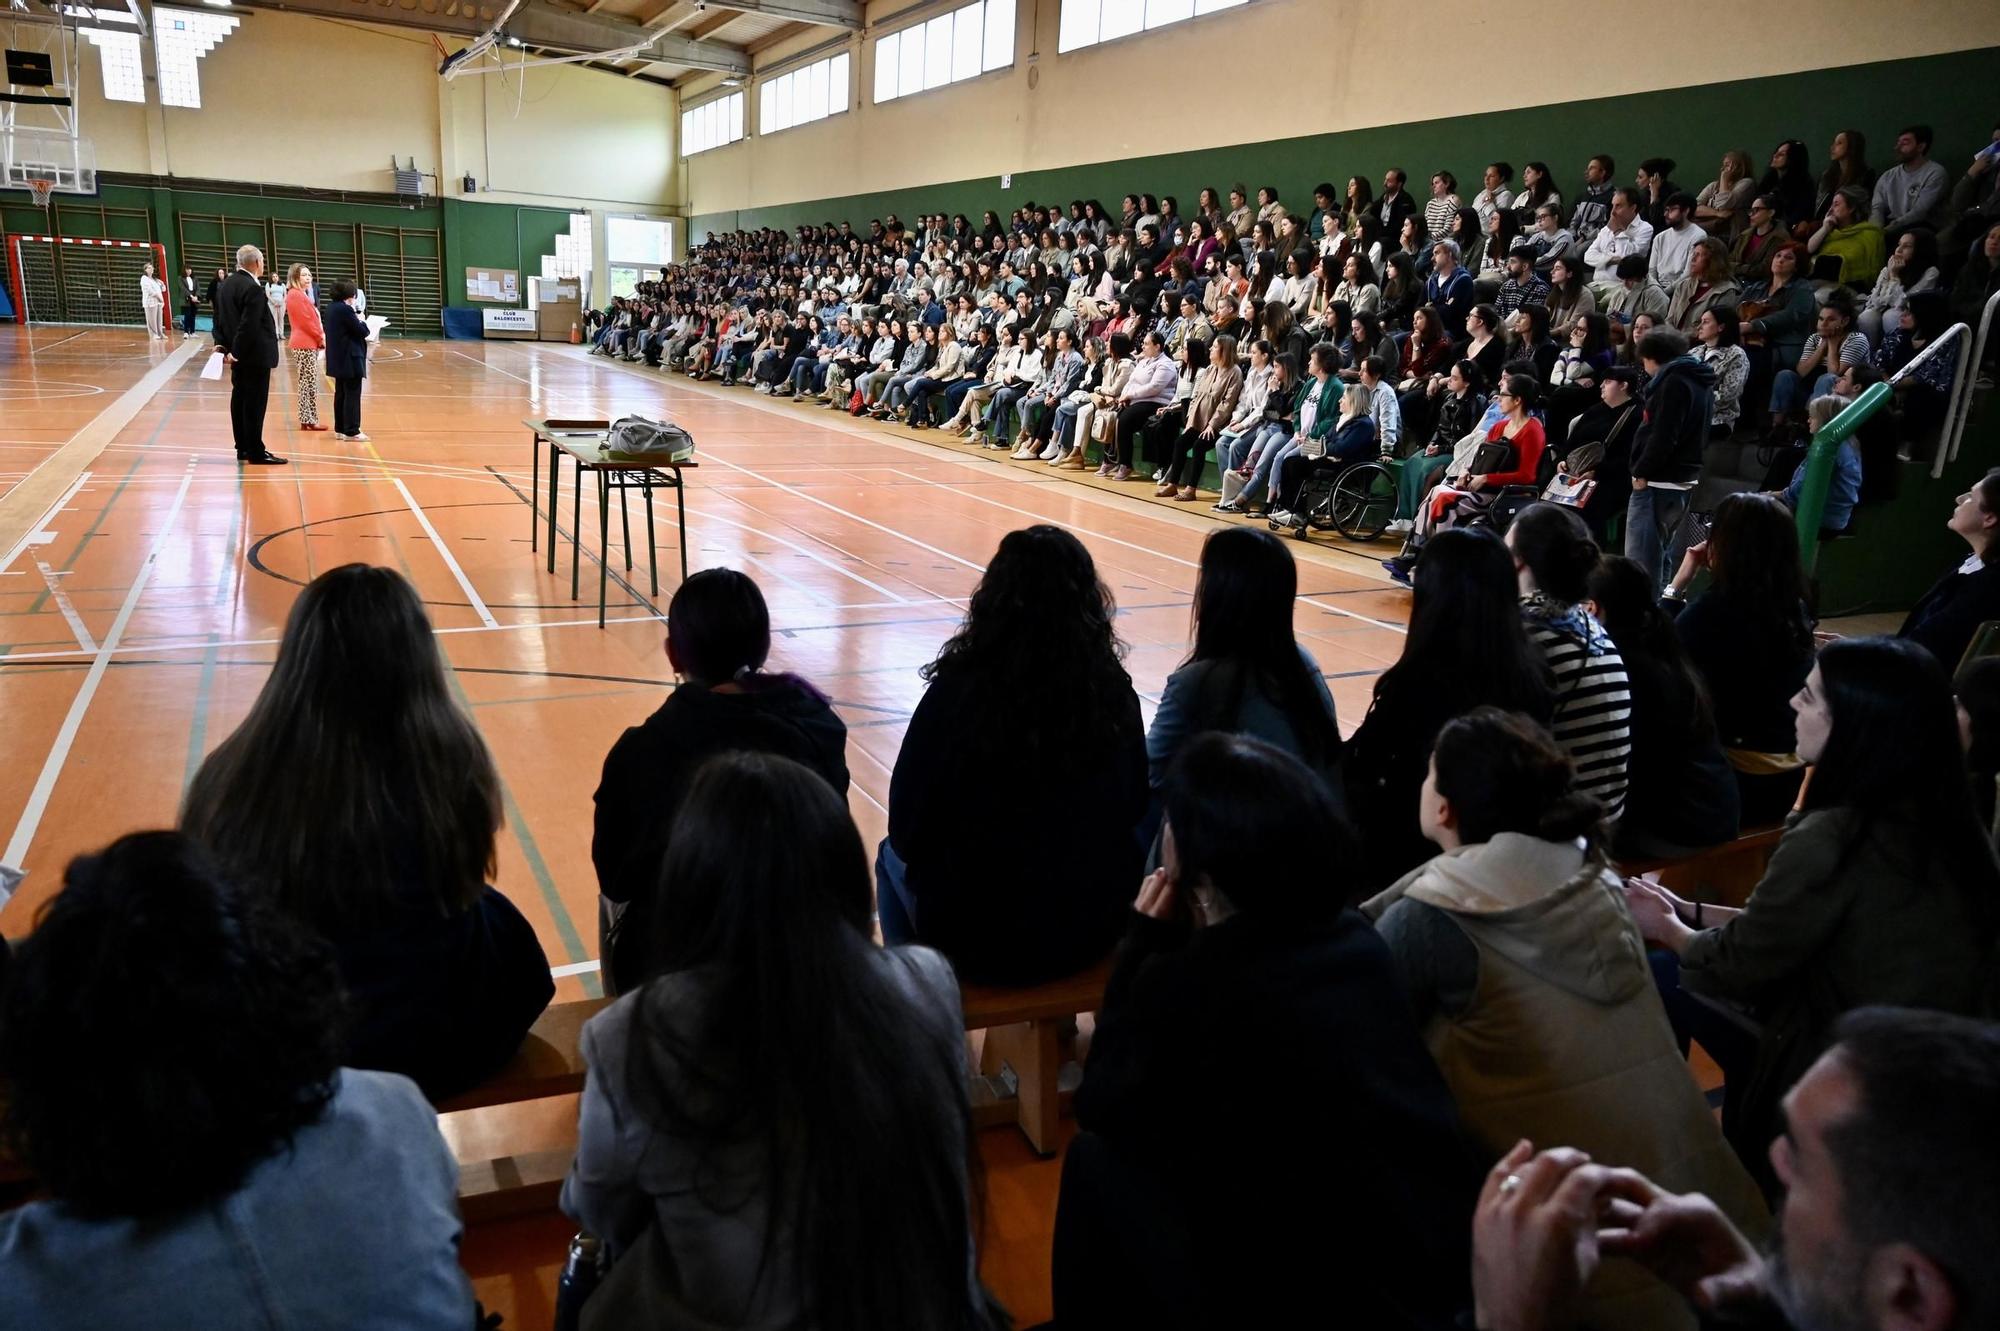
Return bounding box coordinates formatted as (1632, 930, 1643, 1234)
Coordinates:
(1344, 529, 1555, 894)
(881, 526, 1147, 982)
(1588, 555, 1740, 860)
(1054, 734, 1477, 1329)
(0, 831, 477, 1328)
(564, 753, 1004, 1330)
(1148, 527, 1341, 788)
(1664, 492, 1815, 825)
(1626, 637, 2000, 1191)
(181, 564, 552, 1100)
(592, 568, 848, 993)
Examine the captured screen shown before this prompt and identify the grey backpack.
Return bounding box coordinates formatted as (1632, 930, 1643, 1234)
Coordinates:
(605, 415, 695, 461)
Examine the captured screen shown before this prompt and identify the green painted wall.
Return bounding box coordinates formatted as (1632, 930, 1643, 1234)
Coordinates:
(2, 179, 576, 319)
(690, 48, 2000, 237)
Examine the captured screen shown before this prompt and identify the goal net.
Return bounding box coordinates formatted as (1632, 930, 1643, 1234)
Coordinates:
(5, 235, 169, 326)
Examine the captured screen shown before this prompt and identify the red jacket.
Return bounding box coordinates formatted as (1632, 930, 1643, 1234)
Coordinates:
(1478, 416, 1546, 487)
(286, 288, 325, 351)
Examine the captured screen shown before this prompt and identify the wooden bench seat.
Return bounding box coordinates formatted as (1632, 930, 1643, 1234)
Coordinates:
(1615, 824, 1786, 911)
(959, 957, 1114, 1157)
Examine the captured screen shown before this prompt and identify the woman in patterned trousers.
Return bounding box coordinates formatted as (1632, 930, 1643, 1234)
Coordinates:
(283, 263, 328, 431)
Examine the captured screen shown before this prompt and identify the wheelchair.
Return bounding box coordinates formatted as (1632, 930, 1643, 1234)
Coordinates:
(1270, 456, 1402, 543)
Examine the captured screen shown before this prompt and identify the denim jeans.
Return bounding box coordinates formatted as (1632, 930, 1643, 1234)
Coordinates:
(1240, 427, 1297, 505)
(874, 839, 916, 944)
(1625, 484, 1692, 590)
(1768, 369, 1838, 419)
(989, 384, 1030, 441)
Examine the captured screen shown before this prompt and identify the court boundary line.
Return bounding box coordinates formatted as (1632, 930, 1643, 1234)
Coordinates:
(393, 476, 499, 628)
(4, 458, 199, 868)
(0, 336, 205, 573)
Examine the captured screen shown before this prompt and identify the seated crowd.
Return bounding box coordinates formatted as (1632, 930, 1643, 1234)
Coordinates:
(5, 488, 2000, 1328)
(589, 118, 2000, 567)
(4, 117, 2000, 1331)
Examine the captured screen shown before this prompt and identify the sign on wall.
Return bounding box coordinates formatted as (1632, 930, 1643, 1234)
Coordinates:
(481, 307, 536, 339)
(465, 267, 520, 303)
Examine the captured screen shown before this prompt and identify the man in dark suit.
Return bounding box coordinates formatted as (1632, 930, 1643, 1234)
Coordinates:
(213, 244, 286, 465)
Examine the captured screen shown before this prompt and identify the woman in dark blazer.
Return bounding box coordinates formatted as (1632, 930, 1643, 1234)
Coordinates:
(324, 278, 371, 442)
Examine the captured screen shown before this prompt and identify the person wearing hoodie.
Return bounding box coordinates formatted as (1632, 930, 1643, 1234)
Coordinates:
(592, 569, 849, 993)
(1624, 327, 1715, 591)
(1364, 707, 1767, 1331)
(1507, 503, 1633, 822)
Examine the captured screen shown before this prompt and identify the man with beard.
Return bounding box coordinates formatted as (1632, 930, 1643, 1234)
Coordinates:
(1468, 1006, 1998, 1331)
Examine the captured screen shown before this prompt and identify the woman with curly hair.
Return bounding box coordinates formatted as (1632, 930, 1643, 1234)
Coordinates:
(880, 525, 1147, 983)
(0, 832, 476, 1328)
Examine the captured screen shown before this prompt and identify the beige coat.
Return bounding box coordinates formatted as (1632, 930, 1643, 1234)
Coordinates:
(1368, 834, 1769, 1331)
(1184, 363, 1244, 435)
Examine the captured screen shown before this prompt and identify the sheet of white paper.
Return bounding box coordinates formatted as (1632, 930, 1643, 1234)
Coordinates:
(199, 350, 226, 381)
(364, 315, 390, 343)
(0, 862, 22, 911)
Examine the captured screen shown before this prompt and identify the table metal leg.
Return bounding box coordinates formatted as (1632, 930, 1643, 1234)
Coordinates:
(675, 476, 689, 581)
(547, 442, 560, 575)
(570, 456, 582, 601)
(596, 470, 610, 629)
(530, 434, 539, 552)
(643, 475, 658, 597)
(618, 474, 632, 571)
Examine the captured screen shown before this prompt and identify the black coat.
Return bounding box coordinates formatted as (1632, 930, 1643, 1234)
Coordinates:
(215, 268, 279, 370)
(1900, 557, 2000, 672)
(1630, 355, 1715, 485)
(325, 300, 371, 380)
(887, 670, 1147, 985)
(1055, 909, 1478, 1330)
(592, 678, 848, 991)
(327, 884, 555, 1103)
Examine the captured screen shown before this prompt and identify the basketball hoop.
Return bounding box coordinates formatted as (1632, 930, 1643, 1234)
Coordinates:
(27, 179, 56, 215)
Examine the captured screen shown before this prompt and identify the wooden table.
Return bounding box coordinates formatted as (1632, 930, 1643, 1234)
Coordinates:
(524, 418, 697, 627)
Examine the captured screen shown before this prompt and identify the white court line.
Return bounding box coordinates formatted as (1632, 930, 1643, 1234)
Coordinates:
(883, 468, 1409, 634)
(34, 559, 96, 653)
(0, 471, 91, 576)
(0, 595, 959, 665)
(444, 346, 539, 390)
(5, 459, 198, 867)
(550, 959, 601, 979)
(692, 503, 909, 603)
(393, 476, 499, 629)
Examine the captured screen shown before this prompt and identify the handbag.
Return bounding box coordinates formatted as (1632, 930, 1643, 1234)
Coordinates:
(1469, 440, 1516, 476)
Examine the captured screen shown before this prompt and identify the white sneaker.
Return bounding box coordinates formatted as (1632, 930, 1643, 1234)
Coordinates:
(346, 432, 370, 442)
(1038, 443, 1062, 461)
(1269, 509, 1296, 525)
(1151, 469, 1166, 483)
(1384, 518, 1414, 536)
(1010, 443, 1038, 459)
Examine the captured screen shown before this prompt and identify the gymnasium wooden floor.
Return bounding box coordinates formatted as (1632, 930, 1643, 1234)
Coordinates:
(0, 322, 1412, 975)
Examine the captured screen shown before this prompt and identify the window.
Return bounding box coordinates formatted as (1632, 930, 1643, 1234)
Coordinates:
(872, 0, 1013, 105)
(153, 6, 239, 109)
(759, 51, 848, 135)
(80, 25, 144, 103)
(680, 91, 744, 157)
(1058, 0, 1243, 53)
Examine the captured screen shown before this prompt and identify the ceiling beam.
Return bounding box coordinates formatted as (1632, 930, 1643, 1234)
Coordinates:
(688, 0, 861, 31)
(226, 0, 751, 74)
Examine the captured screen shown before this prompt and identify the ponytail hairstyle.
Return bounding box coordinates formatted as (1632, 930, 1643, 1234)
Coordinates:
(1432, 706, 1604, 852)
(1507, 501, 1600, 606)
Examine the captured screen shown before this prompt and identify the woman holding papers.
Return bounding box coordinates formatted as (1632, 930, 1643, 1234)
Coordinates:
(324, 279, 371, 442)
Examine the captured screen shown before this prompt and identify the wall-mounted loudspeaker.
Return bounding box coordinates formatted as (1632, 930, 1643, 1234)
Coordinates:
(463, 175, 478, 194)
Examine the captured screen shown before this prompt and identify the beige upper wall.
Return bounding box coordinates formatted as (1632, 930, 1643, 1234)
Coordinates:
(684, 0, 2000, 215)
(66, 7, 675, 208)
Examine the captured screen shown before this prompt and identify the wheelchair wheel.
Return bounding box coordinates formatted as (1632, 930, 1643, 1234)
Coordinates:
(1330, 462, 1398, 541)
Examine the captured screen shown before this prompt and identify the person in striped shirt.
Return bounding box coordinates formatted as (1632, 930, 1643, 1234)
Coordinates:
(1505, 503, 1633, 820)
